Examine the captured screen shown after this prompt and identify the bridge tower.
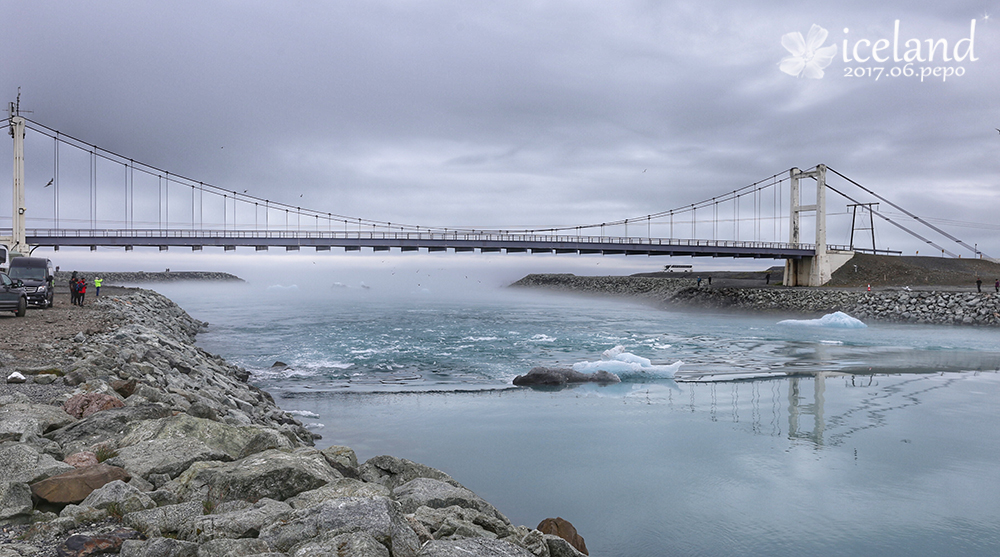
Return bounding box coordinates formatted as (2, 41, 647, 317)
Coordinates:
(8, 107, 27, 256)
(783, 165, 853, 286)
(0, 100, 28, 265)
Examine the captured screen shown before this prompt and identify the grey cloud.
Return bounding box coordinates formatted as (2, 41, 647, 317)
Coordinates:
(2, 0, 998, 257)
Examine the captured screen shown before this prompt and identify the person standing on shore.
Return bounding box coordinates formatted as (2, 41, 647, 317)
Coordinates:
(69, 272, 78, 305)
(78, 277, 87, 306)
(976, 277, 982, 292)
(94, 277, 103, 298)
(995, 279, 998, 293)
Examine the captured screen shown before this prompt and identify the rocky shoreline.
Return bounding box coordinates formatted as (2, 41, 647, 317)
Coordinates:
(511, 274, 1000, 326)
(1, 289, 587, 557)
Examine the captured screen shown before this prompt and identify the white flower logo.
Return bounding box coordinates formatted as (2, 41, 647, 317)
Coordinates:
(779, 24, 838, 79)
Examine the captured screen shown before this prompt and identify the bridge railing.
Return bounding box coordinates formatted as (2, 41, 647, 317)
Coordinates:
(18, 227, 852, 252)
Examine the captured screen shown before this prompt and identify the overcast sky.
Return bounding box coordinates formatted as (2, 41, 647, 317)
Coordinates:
(2, 1, 999, 277)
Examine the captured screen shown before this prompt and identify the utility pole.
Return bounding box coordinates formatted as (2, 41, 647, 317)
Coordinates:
(847, 202, 878, 253)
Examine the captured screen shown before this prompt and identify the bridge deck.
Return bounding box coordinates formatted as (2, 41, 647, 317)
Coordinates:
(22, 229, 835, 259)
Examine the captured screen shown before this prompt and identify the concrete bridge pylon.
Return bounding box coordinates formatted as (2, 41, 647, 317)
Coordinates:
(783, 165, 854, 286)
(8, 113, 27, 256)
(0, 109, 27, 266)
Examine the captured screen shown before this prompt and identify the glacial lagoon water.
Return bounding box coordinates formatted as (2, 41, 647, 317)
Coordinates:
(152, 281, 1000, 556)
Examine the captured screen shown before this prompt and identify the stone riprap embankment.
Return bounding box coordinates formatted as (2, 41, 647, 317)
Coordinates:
(671, 287, 1000, 325)
(54, 271, 243, 286)
(510, 274, 692, 301)
(1, 290, 586, 557)
(512, 274, 1000, 326)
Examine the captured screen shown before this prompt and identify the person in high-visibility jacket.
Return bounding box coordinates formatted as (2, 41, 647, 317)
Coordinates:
(94, 277, 103, 298)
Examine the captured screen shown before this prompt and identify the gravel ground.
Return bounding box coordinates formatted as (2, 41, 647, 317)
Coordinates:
(636, 254, 1000, 291)
(826, 253, 1000, 288)
(0, 285, 132, 404)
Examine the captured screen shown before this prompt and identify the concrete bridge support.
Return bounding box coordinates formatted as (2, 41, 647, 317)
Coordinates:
(783, 165, 853, 286)
(4, 112, 27, 257)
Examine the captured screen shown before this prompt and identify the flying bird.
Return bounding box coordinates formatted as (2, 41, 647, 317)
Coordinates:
(996, 128, 1000, 134)
(44, 178, 53, 187)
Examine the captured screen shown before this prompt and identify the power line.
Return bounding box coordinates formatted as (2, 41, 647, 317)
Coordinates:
(828, 167, 983, 257)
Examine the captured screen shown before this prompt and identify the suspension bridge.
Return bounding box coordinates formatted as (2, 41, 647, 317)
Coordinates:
(0, 105, 985, 286)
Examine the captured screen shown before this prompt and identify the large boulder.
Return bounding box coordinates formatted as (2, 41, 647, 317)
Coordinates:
(393, 478, 510, 525)
(65, 452, 100, 469)
(79, 480, 157, 514)
(120, 414, 293, 460)
(415, 538, 536, 557)
(0, 442, 75, 484)
(63, 393, 126, 419)
(0, 403, 76, 441)
(45, 404, 173, 456)
(359, 455, 462, 492)
(537, 518, 588, 556)
(123, 501, 204, 537)
(56, 528, 140, 557)
(106, 438, 232, 481)
(285, 478, 391, 509)
(30, 463, 131, 504)
(410, 505, 514, 541)
(21, 431, 65, 460)
(541, 534, 588, 557)
(512, 367, 620, 386)
(509, 529, 548, 557)
(57, 529, 144, 557)
(197, 538, 273, 557)
(173, 449, 341, 503)
(178, 498, 292, 543)
(258, 497, 419, 557)
(289, 531, 388, 557)
(120, 538, 199, 557)
(0, 481, 33, 524)
(320, 446, 360, 478)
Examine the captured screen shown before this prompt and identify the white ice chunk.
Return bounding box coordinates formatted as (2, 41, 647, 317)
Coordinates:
(778, 311, 867, 329)
(573, 345, 682, 378)
(267, 284, 299, 291)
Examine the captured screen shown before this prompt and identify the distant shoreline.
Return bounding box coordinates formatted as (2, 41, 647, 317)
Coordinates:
(53, 270, 244, 286)
(510, 273, 1000, 326)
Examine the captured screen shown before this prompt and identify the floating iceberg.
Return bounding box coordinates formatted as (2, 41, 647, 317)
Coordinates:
(778, 311, 867, 329)
(267, 284, 299, 291)
(572, 345, 682, 379)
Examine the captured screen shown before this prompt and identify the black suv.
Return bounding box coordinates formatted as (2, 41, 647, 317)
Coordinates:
(7, 257, 55, 308)
(0, 272, 27, 317)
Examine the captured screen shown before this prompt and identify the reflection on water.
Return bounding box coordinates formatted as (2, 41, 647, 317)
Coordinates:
(649, 371, 989, 449)
(789, 375, 826, 446)
(277, 370, 1000, 557)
